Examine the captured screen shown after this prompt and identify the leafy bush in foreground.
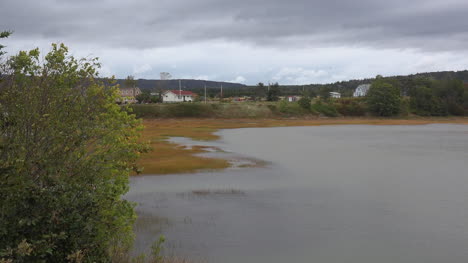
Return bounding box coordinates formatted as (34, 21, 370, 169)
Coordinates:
(0, 44, 145, 262)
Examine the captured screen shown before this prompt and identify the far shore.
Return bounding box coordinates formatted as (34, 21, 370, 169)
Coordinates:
(137, 116, 468, 175)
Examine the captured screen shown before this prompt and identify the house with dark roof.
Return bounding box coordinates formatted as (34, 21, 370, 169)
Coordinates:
(119, 87, 142, 103)
(162, 90, 196, 103)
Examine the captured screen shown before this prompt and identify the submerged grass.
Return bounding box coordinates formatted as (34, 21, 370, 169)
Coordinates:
(138, 117, 468, 175)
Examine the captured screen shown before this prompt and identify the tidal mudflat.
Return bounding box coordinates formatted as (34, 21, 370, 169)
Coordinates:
(127, 124, 468, 263)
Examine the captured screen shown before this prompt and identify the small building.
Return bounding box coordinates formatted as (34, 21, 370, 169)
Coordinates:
(119, 87, 142, 104)
(287, 96, 300, 102)
(162, 90, 196, 103)
(232, 96, 250, 102)
(353, 84, 371, 97)
(329, 92, 341, 98)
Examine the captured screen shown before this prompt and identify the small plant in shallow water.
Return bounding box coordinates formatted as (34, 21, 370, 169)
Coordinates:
(151, 235, 166, 263)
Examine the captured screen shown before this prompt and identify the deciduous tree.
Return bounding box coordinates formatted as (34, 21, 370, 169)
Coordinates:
(0, 31, 12, 57)
(367, 78, 401, 116)
(266, 82, 280, 101)
(0, 43, 146, 262)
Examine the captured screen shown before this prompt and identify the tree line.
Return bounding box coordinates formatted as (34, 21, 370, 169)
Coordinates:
(289, 75, 468, 117)
(365, 75, 467, 116)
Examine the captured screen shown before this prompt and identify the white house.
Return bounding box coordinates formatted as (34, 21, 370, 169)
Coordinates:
(353, 84, 371, 97)
(329, 92, 341, 98)
(162, 90, 196, 103)
(287, 96, 301, 102)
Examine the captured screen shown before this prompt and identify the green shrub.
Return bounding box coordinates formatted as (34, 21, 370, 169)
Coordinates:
(333, 98, 367, 116)
(297, 97, 311, 110)
(278, 101, 308, 116)
(367, 79, 401, 116)
(409, 86, 447, 116)
(128, 104, 163, 118)
(399, 97, 411, 117)
(311, 101, 339, 117)
(210, 103, 221, 110)
(447, 102, 465, 116)
(266, 104, 278, 114)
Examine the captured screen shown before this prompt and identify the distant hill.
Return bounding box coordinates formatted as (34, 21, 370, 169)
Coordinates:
(115, 79, 246, 91)
(112, 70, 468, 97)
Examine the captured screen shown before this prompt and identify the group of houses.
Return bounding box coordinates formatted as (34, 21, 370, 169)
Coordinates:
(327, 84, 371, 99)
(118, 87, 196, 104)
(328, 84, 371, 99)
(118, 84, 371, 104)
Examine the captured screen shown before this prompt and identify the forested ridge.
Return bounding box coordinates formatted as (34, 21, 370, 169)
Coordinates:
(122, 70, 468, 98)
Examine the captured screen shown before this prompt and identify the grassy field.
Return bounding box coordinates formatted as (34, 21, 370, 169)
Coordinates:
(138, 117, 468, 175)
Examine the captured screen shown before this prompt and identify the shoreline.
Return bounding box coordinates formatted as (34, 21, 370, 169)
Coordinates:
(137, 117, 468, 175)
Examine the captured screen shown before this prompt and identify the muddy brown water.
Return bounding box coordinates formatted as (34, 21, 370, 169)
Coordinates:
(126, 124, 468, 263)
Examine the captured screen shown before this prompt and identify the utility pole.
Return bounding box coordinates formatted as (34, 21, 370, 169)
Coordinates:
(221, 84, 223, 99)
(179, 79, 182, 100)
(133, 79, 137, 103)
(204, 84, 207, 104)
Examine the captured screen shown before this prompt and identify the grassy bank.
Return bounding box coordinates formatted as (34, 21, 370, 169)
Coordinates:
(129, 103, 277, 118)
(138, 117, 468, 175)
(129, 100, 363, 118)
(129, 98, 468, 119)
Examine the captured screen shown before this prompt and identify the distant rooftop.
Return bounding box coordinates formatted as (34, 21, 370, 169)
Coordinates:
(165, 90, 196, 96)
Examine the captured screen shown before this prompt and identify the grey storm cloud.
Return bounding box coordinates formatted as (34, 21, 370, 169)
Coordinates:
(2, 0, 468, 51)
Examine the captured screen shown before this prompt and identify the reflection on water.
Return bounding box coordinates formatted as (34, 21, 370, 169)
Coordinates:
(126, 124, 468, 263)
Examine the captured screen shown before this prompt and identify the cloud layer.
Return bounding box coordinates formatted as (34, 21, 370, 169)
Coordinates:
(1, 0, 468, 84)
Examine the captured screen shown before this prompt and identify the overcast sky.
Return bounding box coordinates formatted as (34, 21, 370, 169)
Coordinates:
(2, 0, 468, 84)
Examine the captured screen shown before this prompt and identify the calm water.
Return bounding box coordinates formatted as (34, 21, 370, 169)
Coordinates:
(126, 124, 468, 263)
